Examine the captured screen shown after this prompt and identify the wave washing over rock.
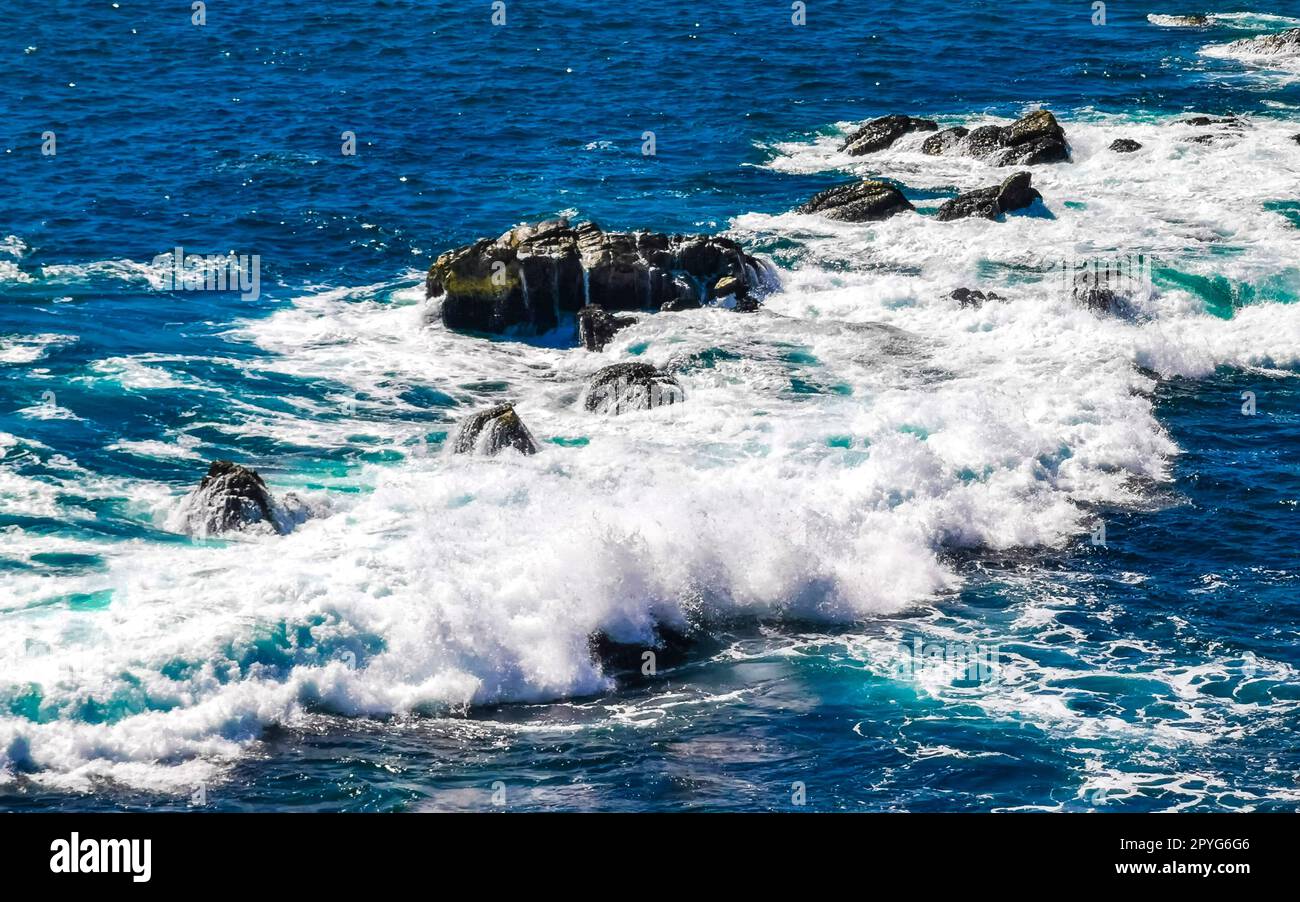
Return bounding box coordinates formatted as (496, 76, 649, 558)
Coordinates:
(3, 3, 1300, 811)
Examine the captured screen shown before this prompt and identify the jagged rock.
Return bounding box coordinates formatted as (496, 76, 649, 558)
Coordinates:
(427, 218, 774, 335)
(839, 115, 938, 156)
(578, 305, 636, 352)
(1292, 134, 1300, 144)
(179, 461, 310, 538)
(950, 288, 1004, 308)
(935, 172, 1042, 222)
(452, 403, 538, 456)
(926, 110, 1070, 165)
(1219, 27, 1300, 58)
(922, 127, 969, 155)
(798, 180, 914, 222)
(1110, 138, 1143, 153)
(582, 363, 684, 415)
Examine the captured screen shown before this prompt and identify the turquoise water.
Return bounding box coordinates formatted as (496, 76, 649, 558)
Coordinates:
(2, 1, 1299, 810)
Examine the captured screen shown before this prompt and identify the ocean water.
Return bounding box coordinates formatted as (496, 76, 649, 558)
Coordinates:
(2, 0, 1299, 811)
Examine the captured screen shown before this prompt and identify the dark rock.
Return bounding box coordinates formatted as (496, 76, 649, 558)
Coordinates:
(1179, 115, 1245, 128)
(1066, 265, 1137, 316)
(798, 180, 914, 222)
(935, 171, 1042, 222)
(1077, 288, 1125, 315)
(1177, 116, 1246, 145)
(180, 461, 310, 538)
(582, 363, 684, 415)
(1292, 134, 1300, 144)
(452, 403, 538, 456)
(839, 115, 938, 156)
(950, 288, 1004, 308)
(926, 110, 1070, 165)
(996, 171, 1041, 211)
(922, 127, 969, 155)
(963, 125, 1008, 158)
(1109, 138, 1143, 153)
(1000, 110, 1071, 165)
(428, 218, 774, 335)
(588, 623, 712, 680)
(578, 305, 636, 352)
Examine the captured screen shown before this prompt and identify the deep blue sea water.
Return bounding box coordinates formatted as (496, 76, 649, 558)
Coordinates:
(1, 1, 1299, 810)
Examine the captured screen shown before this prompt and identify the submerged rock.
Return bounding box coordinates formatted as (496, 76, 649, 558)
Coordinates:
(1109, 138, 1143, 153)
(452, 403, 539, 456)
(935, 172, 1042, 221)
(427, 218, 775, 336)
(1179, 115, 1245, 128)
(1176, 116, 1246, 145)
(1077, 287, 1127, 315)
(582, 363, 684, 415)
(925, 110, 1070, 165)
(839, 115, 938, 156)
(950, 287, 1004, 308)
(578, 305, 637, 352)
(798, 179, 914, 222)
(1066, 268, 1137, 316)
(180, 461, 310, 538)
(1150, 14, 1209, 26)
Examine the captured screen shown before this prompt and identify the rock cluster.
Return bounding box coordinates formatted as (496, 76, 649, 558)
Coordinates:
(427, 218, 774, 336)
(923, 110, 1070, 165)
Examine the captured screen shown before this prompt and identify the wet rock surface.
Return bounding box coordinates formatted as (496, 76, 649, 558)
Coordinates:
(452, 403, 539, 456)
(180, 461, 311, 537)
(582, 363, 685, 415)
(839, 115, 938, 156)
(935, 172, 1042, 221)
(428, 218, 774, 335)
(798, 180, 914, 222)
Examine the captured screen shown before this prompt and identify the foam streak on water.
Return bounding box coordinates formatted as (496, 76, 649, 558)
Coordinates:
(3, 1, 1300, 809)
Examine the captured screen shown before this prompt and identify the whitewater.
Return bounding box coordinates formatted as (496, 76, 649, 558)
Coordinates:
(1, 108, 1297, 794)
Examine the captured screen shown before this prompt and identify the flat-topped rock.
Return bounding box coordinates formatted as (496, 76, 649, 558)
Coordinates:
(427, 218, 776, 336)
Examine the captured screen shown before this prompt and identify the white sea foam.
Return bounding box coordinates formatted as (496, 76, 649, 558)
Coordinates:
(0, 333, 77, 365)
(2, 110, 1299, 792)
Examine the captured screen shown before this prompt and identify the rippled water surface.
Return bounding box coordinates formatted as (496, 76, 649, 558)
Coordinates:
(1, 1, 1299, 811)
